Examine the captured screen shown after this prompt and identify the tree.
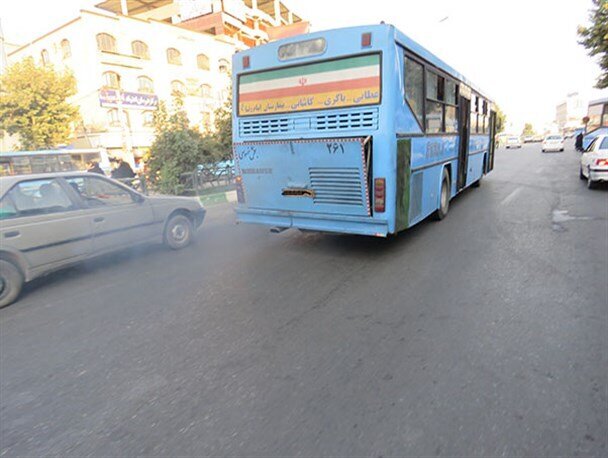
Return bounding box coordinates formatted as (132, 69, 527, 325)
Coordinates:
(521, 122, 535, 137)
(146, 98, 218, 194)
(579, 0, 608, 88)
(495, 106, 507, 134)
(0, 57, 79, 150)
(212, 94, 232, 161)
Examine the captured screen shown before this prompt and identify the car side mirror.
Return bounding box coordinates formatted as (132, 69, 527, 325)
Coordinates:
(132, 193, 145, 204)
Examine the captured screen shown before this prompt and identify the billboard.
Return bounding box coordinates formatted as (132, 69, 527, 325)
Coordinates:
(99, 89, 159, 110)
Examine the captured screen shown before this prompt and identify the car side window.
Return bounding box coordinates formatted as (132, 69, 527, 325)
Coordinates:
(0, 196, 18, 220)
(585, 138, 597, 153)
(599, 137, 608, 150)
(67, 176, 135, 207)
(7, 179, 75, 217)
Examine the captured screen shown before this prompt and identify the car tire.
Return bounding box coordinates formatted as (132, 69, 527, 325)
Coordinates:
(580, 167, 585, 180)
(164, 214, 194, 250)
(0, 260, 24, 308)
(587, 170, 596, 189)
(433, 168, 450, 221)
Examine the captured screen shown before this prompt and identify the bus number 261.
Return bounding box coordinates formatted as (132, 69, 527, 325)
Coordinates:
(326, 143, 345, 154)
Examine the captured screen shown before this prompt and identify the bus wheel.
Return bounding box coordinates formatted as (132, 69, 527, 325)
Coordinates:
(434, 169, 450, 221)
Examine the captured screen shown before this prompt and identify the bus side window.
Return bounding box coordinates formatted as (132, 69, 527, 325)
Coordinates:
(404, 56, 425, 129)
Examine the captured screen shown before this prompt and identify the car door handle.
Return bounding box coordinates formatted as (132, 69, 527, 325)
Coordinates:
(4, 231, 20, 238)
(93, 217, 105, 223)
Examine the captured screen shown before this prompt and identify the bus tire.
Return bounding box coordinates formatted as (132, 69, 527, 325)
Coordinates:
(434, 168, 450, 221)
(0, 260, 24, 308)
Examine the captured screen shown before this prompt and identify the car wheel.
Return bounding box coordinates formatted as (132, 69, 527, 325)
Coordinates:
(0, 260, 24, 308)
(587, 170, 596, 189)
(580, 167, 585, 180)
(433, 168, 450, 221)
(164, 214, 193, 250)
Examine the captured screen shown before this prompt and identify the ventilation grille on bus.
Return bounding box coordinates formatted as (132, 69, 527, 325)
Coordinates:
(239, 118, 291, 136)
(313, 110, 378, 131)
(409, 172, 423, 220)
(238, 108, 379, 137)
(309, 167, 364, 206)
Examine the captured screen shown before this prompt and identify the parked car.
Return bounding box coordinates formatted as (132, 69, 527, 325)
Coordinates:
(580, 135, 608, 189)
(0, 172, 206, 307)
(541, 135, 564, 152)
(523, 135, 534, 143)
(506, 136, 522, 149)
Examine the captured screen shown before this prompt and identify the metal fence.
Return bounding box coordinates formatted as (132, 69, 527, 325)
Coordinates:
(113, 163, 234, 196)
(178, 163, 235, 196)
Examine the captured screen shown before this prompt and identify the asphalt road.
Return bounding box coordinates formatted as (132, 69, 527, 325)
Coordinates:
(1, 141, 606, 457)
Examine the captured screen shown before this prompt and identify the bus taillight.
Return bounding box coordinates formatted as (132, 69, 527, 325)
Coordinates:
(374, 178, 385, 213)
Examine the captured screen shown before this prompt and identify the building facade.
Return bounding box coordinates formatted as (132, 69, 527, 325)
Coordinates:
(555, 92, 587, 136)
(95, 0, 307, 47)
(6, 8, 241, 166)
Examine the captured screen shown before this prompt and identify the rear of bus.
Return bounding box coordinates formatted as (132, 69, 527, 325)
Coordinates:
(232, 25, 396, 236)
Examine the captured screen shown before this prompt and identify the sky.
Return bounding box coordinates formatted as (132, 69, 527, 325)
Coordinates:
(1, 0, 606, 133)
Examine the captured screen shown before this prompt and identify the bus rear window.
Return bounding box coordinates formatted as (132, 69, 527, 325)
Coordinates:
(238, 53, 381, 117)
(278, 38, 326, 61)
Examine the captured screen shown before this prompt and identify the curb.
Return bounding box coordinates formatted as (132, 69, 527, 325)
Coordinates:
(199, 190, 237, 206)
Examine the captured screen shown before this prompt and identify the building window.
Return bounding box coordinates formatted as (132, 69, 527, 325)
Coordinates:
(142, 111, 155, 127)
(96, 33, 117, 53)
(200, 84, 212, 98)
(171, 80, 186, 96)
(102, 71, 121, 89)
(40, 49, 50, 66)
(137, 76, 154, 93)
(167, 48, 182, 65)
(107, 109, 121, 127)
(60, 39, 71, 59)
(131, 40, 150, 59)
(218, 58, 230, 73)
(404, 56, 424, 128)
(197, 53, 210, 70)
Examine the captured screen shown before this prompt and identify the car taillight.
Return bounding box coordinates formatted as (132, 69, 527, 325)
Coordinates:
(595, 158, 608, 166)
(374, 178, 385, 213)
(235, 176, 246, 204)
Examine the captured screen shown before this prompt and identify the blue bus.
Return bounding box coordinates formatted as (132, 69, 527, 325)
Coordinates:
(232, 24, 496, 237)
(583, 98, 608, 150)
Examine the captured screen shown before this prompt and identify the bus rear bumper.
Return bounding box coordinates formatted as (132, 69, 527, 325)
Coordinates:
(235, 208, 389, 237)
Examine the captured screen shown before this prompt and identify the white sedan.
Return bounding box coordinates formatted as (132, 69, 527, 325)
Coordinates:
(580, 134, 608, 189)
(505, 136, 522, 149)
(541, 135, 564, 152)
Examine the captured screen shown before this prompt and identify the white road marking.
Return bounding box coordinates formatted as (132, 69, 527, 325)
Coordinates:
(500, 187, 522, 206)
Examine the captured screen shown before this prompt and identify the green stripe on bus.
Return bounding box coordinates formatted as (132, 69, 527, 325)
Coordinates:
(240, 54, 379, 85)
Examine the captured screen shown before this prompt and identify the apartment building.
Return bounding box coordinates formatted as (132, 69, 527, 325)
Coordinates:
(555, 92, 587, 136)
(6, 8, 242, 165)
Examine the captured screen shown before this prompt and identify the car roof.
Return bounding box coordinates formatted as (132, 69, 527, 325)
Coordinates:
(0, 171, 94, 198)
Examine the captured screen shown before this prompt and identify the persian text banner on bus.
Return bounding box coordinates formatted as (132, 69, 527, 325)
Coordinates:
(238, 53, 381, 116)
